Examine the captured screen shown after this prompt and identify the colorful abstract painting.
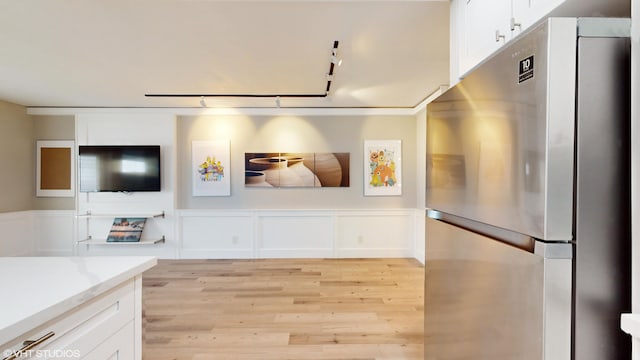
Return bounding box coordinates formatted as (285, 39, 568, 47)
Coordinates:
(364, 140, 402, 196)
(192, 140, 231, 196)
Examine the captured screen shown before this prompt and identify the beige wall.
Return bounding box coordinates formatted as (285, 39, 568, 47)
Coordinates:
(1, 110, 419, 211)
(178, 114, 418, 209)
(33, 115, 76, 210)
(0, 100, 33, 212)
(0, 108, 76, 212)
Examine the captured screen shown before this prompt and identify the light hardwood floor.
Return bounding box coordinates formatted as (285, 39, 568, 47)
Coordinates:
(142, 258, 425, 360)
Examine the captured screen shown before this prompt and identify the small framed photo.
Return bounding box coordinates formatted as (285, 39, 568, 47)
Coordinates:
(364, 140, 402, 196)
(192, 140, 231, 196)
(107, 217, 146, 242)
(36, 140, 75, 197)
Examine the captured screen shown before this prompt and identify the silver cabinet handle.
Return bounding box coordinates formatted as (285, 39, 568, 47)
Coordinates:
(495, 30, 506, 42)
(511, 17, 521, 31)
(2, 331, 55, 360)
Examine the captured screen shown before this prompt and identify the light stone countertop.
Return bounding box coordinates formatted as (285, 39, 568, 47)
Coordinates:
(0, 256, 156, 346)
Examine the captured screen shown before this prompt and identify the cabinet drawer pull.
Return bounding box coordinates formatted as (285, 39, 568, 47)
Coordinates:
(3, 331, 55, 360)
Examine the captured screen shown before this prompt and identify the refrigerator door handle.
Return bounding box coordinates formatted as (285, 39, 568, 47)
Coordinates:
(427, 209, 538, 253)
(534, 241, 573, 259)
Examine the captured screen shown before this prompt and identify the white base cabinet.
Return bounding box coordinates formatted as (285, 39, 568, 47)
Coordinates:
(1, 279, 139, 360)
(0, 257, 155, 360)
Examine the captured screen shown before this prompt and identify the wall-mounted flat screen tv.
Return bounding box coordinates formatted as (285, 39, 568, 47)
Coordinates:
(79, 145, 161, 192)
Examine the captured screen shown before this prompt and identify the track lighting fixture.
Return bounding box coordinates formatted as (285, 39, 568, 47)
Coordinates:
(325, 40, 340, 95)
(145, 40, 342, 105)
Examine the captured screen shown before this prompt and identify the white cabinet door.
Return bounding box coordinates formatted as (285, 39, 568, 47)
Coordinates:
(449, 0, 465, 85)
(512, 0, 565, 33)
(510, 0, 528, 37)
(461, 0, 512, 75)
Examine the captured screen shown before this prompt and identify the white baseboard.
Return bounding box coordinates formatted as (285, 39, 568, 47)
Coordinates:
(180, 249, 254, 259)
(258, 248, 335, 259)
(335, 248, 413, 258)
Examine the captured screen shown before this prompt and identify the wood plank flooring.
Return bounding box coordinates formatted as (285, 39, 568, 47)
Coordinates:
(142, 258, 425, 360)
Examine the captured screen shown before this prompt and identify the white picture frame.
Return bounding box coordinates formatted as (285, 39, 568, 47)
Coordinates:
(36, 140, 75, 197)
(364, 139, 402, 196)
(192, 140, 231, 196)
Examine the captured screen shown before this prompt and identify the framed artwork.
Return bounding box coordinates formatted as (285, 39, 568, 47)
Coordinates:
(244, 152, 350, 188)
(364, 140, 402, 196)
(192, 140, 231, 196)
(36, 140, 75, 197)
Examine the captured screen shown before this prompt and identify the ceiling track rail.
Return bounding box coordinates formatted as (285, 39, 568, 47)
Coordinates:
(145, 40, 340, 102)
(145, 93, 327, 98)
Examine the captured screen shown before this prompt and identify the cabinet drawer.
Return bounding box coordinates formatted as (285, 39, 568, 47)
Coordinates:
(82, 320, 134, 360)
(2, 279, 134, 359)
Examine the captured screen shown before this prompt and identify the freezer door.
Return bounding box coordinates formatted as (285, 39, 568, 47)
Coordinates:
(424, 217, 572, 360)
(426, 18, 577, 240)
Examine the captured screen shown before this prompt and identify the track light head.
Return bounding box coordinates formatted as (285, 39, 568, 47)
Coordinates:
(199, 96, 207, 107)
(330, 49, 342, 66)
(275, 96, 281, 108)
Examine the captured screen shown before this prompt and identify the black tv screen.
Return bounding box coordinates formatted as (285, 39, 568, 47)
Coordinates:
(79, 145, 161, 192)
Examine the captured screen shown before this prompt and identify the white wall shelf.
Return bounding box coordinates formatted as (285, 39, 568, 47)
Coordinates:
(75, 211, 166, 254)
(76, 236, 165, 247)
(76, 211, 165, 219)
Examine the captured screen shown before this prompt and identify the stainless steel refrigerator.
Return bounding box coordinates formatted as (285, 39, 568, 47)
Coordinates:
(425, 17, 631, 360)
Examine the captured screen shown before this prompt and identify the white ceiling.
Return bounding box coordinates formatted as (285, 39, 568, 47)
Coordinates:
(0, 1, 450, 109)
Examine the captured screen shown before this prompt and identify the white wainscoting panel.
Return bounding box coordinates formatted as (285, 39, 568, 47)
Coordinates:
(180, 211, 255, 259)
(259, 211, 334, 258)
(414, 209, 426, 264)
(0, 211, 34, 256)
(27, 209, 421, 260)
(335, 210, 415, 258)
(177, 209, 418, 260)
(34, 210, 75, 256)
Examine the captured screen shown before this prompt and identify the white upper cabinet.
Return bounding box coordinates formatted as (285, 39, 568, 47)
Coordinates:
(512, 0, 565, 32)
(450, 0, 630, 83)
(460, 0, 512, 75)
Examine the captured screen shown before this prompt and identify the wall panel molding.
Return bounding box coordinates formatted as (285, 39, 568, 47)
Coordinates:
(0, 211, 35, 256)
(28, 208, 422, 260)
(178, 208, 418, 259)
(33, 210, 75, 256)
